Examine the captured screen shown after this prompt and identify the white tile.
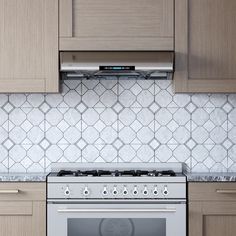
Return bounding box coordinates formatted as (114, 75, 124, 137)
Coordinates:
(82, 145, 99, 162)
(155, 127, 172, 144)
(209, 127, 227, 144)
(173, 145, 191, 162)
(155, 108, 172, 126)
(0, 146, 8, 162)
(27, 94, 44, 107)
(64, 127, 81, 144)
(46, 145, 63, 162)
(45, 94, 63, 107)
(119, 145, 136, 162)
(100, 145, 118, 162)
(46, 127, 63, 144)
(119, 90, 136, 107)
(0, 95, 8, 107)
(155, 90, 172, 107)
(100, 90, 117, 107)
(210, 145, 227, 162)
(173, 94, 191, 107)
(64, 90, 81, 107)
(155, 145, 172, 162)
(82, 90, 100, 107)
(192, 94, 209, 107)
(209, 94, 227, 107)
(9, 94, 26, 107)
(100, 127, 117, 144)
(192, 108, 209, 126)
(46, 109, 63, 126)
(64, 145, 81, 162)
(0, 109, 8, 125)
(192, 127, 209, 144)
(136, 145, 154, 162)
(0, 127, 8, 144)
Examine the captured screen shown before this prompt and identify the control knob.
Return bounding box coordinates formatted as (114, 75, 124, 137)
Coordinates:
(102, 186, 108, 196)
(153, 186, 158, 195)
(163, 185, 169, 196)
(64, 186, 71, 197)
(83, 186, 90, 196)
(123, 187, 128, 196)
(143, 186, 148, 195)
(112, 186, 118, 196)
(133, 186, 138, 196)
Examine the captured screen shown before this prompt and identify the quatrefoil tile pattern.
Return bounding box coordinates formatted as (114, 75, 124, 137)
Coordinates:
(0, 79, 236, 173)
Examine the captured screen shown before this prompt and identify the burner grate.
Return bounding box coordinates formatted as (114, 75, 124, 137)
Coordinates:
(57, 169, 176, 177)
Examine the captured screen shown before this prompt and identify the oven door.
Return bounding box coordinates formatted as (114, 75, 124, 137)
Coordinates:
(48, 201, 186, 236)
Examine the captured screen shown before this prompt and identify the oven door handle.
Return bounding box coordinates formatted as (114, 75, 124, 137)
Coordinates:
(57, 208, 176, 213)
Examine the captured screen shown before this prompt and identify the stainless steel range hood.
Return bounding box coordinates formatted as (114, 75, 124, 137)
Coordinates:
(60, 51, 174, 79)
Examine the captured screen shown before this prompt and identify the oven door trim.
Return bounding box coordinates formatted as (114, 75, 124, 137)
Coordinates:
(47, 202, 186, 236)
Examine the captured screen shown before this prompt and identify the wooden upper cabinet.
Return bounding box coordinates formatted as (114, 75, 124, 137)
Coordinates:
(174, 0, 236, 93)
(0, 0, 59, 93)
(59, 0, 174, 51)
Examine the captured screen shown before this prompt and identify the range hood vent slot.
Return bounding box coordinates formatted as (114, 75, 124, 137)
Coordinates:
(60, 51, 174, 80)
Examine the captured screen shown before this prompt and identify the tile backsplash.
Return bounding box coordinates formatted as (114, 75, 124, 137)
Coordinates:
(0, 78, 236, 173)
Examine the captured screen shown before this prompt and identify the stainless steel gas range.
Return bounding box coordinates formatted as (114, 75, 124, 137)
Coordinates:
(47, 163, 186, 236)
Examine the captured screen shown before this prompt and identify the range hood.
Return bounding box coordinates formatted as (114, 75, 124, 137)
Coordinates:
(60, 51, 174, 80)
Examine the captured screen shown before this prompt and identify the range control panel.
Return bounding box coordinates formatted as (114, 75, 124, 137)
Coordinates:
(47, 183, 186, 199)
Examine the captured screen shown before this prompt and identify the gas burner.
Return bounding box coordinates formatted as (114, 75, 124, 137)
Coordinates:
(57, 169, 176, 177)
(148, 170, 176, 177)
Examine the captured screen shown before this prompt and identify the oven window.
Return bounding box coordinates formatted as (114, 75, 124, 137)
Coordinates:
(68, 218, 166, 236)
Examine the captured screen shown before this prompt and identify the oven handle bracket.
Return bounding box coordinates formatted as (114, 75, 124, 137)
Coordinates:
(57, 208, 176, 213)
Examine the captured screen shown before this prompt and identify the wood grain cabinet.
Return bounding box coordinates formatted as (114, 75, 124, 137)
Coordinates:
(175, 0, 236, 93)
(189, 183, 236, 236)
(0, 183, 46, 236)
(59, 0, 174, 51)
(0, 0, 59, 93)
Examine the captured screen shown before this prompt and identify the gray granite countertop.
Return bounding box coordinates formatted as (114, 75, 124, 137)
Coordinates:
(0, 173, 47, 182)
(1, 172, 236, 182)
(186, 172, 236, 182)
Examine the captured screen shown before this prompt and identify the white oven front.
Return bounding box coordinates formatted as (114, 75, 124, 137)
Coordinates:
(47, 201, 186, 236)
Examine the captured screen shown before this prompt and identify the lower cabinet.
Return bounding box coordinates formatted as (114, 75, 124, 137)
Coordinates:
(189, 183, 236, 236)
(0, 183, 46, 236)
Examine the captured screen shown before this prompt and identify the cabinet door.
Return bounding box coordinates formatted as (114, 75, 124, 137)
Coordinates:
(189, 202, 236, 236)
(59, 0, 174, 51)
(0, 201, 46, 236)
(174, 0, 236, 92)
(0, 0, 58, 93)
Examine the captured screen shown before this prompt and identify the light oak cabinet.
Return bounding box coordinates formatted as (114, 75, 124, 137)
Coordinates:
(59, 0, 174, 51)
(175, 0, 236, 93)
(0, 0, 59, 93)
(0, 183, 46, 236)
(189, 183, 236, 236)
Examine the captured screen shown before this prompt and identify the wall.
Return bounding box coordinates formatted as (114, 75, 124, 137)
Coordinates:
(0, 79, 236, 173)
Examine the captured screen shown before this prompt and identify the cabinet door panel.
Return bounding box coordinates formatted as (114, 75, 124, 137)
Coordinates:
(0, 201, 45, 236)
(189, 201, 236, 236)
(175, 0, 236, 92)
(60, 0, 174, 50)
(204, 215, 236, 236)
(0, 0, 58, 93)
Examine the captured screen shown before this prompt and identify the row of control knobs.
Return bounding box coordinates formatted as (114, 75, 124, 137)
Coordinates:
(65, 186, 169, 197)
